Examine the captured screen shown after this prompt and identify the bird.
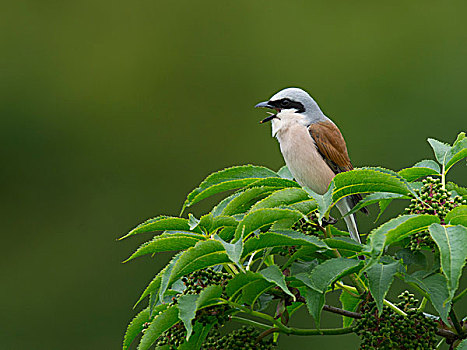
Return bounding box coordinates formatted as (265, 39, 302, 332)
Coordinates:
(255, 87, 367, 243)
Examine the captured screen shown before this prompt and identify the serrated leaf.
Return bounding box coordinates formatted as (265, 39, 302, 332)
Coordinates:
(250, 187, 310, 211)
(225, 271, 273, 306)
(182, 165, 279, 211)
(324, 237, 363, 252)
(178, 294, 198, 339)
(125, 233, 205, 262)
(445, 205, 467, 226)
(428, 138, 452, 165)
(138, 305, 179, 350)
(211, 192, 242, 217)
(121, 216, 191, 240)
(445, 132, 467, 172)
(303, 184, 333, 222)
(398, 165, 440, 182)
(457, 338, 467, 350)
(245, 177, 300, 190)
(304, 258, 363, 326)
(242, 230, 328, 258)
(168, 240, 230, 287)
(196, 285, 223, 309)
(403, 271, 451, 323)
(366, 215, 440, 258)
(277, 165, 294, 180)
(287, 199, 318, 215)
(366, 261, 400, 314)
(233, 208, 303, 241)
(446, 182, 467, 201)
(222, 187, 276, 216)
(304, 287, 324, 328)
(213, 234, 243, 265)
(158, 252, 183, 311)
(428, 224, 467, 299)
(260, 265, 295, 300)
(346, 192, 408, 217)
(123, 307, 150, 350)
(325, 168, 412, 216)
(339, 291, 361, 328)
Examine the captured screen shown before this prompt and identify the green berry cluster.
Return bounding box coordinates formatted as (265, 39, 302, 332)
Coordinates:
(292, 210, 322, 236)
(175, 268, 232, 300)
(354, 292, 438, 349)
(155, 322, 186, 349)
(405, 177, 466, 251)
(202, 326, 276, 350)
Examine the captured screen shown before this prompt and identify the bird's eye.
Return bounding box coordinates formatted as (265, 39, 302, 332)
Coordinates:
(281, 99, 290, 107)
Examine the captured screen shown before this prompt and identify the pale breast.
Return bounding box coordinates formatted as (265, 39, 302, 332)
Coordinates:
(275, 122, 335, 195)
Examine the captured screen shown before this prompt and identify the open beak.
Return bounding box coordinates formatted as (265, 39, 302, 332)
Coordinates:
(255, 101, 279, 123)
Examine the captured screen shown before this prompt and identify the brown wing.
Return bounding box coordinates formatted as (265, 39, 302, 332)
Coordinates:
(308, 120, 353, 174)
(308, 121, 368, 215)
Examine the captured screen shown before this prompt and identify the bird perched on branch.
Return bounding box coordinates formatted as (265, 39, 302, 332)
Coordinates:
(255, 87, 367, 243)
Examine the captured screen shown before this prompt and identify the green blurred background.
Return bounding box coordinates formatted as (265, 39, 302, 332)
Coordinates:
(1, 0, 466, 349)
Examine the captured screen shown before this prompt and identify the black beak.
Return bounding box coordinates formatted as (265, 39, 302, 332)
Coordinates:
(255, 101, 274, 109)
(255, 101, 279, 123)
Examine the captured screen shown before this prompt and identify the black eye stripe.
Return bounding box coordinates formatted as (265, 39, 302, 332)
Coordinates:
(268, 98, 305, 113)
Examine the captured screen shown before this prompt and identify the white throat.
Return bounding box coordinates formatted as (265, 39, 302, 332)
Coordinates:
(271, 110, 308, 137)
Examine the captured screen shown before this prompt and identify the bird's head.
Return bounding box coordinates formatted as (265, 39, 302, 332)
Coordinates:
(255, 87, 325, 124)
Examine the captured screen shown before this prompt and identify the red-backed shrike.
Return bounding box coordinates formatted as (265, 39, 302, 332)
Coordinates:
(255, 87, 367, 243)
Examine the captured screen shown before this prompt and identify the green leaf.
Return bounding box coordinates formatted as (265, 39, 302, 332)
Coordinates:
(309, 258, 363, 292)
(345, 192, 408, 217)
(447, 182, 467, 198)
(457, 339, 467, 350)
(120, 216, 190, 240)
(323, 237, 363, 253)
(287, 199, 318, 215)
(225, 271, 273, 306)
(178, 294, 198, 339)
(124, 233, 205, 262)
(242, 231, 328, 258)
(183, 165, 279, 210)
(259, 265, 295, 300)
(333, 168, 411, 201)
(222, 187, 277, 216)
(398, 163, 440, 182)
(196, 285, 223, 309)
(213, 234, 243, 265)
(304, 287, 324, 328)
(395, 248, 427, 267)
(303, 258, 363, 326)
(445, 132, 467, 172)
(233, 208, 303, 241)
(428, 224, 467, 299)
(303, 184, 333, 222)
(168, 240, 230, 287)
(178, 322, 215, 350)
(211, 192, 242, 217)
(250, 187, 310, 211)
(404, 271, 451, 323)
(138, 305, 179, 350)
(277, 165, 294, 180)
(366, 215, 440, 258)
(157, 252, 183, 311)
(445, 205, 467, 226)
(428, 137, 452, 165)
(366, 261, 400, 314)
(123, 307, 150, 350)
(339, 291, 361, 328)
(245, 177, 300, 190)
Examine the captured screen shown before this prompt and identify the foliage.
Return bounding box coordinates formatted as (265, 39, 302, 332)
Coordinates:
(121, 133, 467, 349)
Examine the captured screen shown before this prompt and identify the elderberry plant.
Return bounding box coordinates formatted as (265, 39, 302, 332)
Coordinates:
(121, 133, 467, 350)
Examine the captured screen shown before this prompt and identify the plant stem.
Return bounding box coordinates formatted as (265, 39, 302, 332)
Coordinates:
(449, 308, 464, 336)
(230, 316, 271, 330)
(383, 299, 407, 317)
(441, 164, 446, 190)
(335, 281, 360, 298)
